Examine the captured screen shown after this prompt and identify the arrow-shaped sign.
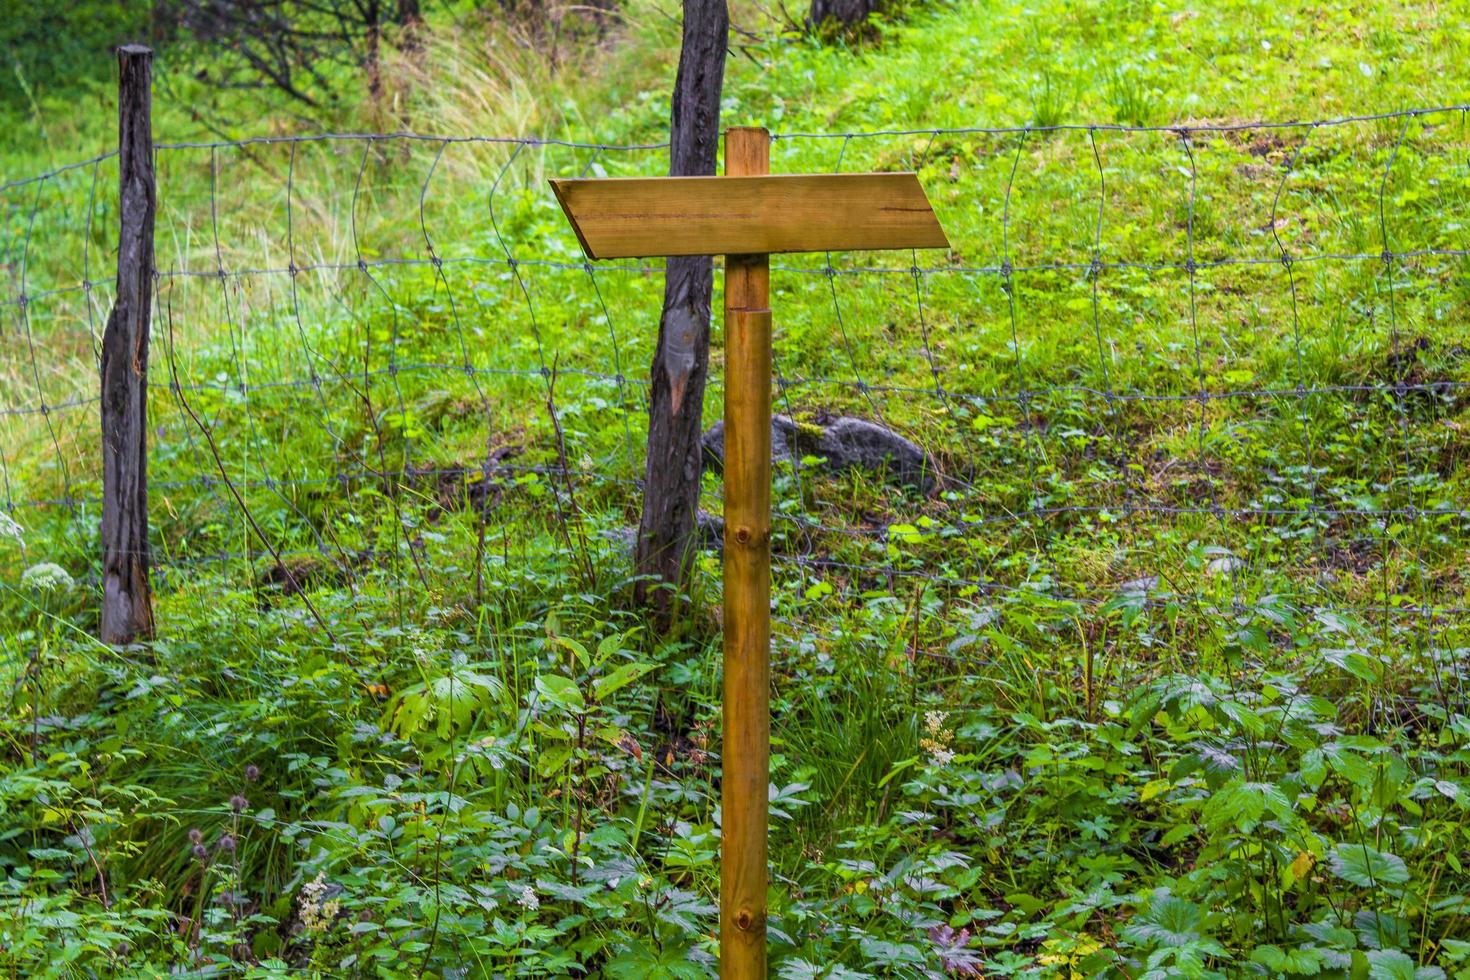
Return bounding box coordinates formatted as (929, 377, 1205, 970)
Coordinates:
(550, 172, 949, 258)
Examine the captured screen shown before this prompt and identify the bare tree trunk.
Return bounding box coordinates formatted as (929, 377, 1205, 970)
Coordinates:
(100, 45, 156, 645)
(397, 0, 422, 51)
(808, 0, 879, 30)
(366, 22, 383, 100)
(634, 0, 728, 630)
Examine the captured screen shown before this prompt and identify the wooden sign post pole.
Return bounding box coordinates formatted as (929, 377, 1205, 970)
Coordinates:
(719, 126, 772, 977)
(551, 125, 948, 975)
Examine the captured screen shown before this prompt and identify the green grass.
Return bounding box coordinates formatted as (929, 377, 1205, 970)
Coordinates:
(4, 0, 1470, 976)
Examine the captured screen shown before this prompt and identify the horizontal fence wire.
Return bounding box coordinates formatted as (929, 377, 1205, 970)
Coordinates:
(3, 108, 1470, 722)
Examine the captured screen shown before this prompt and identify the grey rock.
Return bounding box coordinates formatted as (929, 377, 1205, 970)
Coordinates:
(1205, 555, 1243, 577)
(1118, 575, 1159, 595)
(608, 510, 725, 558)
(809, 417, 934, 490)
(703, 414, 935, 491)
(702, 415, 798, 471)
(603, 525, 639, 551)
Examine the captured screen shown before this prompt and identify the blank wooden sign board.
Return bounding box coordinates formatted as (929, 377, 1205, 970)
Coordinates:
(552, 127, 949, 977)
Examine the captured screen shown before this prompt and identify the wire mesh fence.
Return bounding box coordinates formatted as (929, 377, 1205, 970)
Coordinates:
(4, 106, 1470, 718)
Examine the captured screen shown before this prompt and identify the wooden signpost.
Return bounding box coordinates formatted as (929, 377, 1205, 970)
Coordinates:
(552, 126, 948, 976)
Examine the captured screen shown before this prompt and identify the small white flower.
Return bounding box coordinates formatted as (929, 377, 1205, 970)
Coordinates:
(0, 512, 22, 546)
(22, 562, 73, 593)
(517, 885, 539, 911)
(920, 710, 956, 767)
(298, 872, 342, 933)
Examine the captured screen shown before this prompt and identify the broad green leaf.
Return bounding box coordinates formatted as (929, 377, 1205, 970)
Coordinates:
(1122, 894, 1206, 947)
(392, 691, 431, 738)
(1301, 748, 1327, 790)
(1328, 843, 1410, 887)
(1324, 743, 1376, 787)
(593, 661, 656, 702)
(604, 942, 704, 979)
(1139, 778, 1171, 802)
(552, 636, 590, 669)
(1217, 700, 1267, 737)
(1251, 944, 1325, 975)
(536, 744, 573, 778)
(1324, 647, 1382, 683)
(1364, 950, 1415, 980)
(594, 631, 634, 668)
(1204, 780, 1291, 832)
(536, 674, 586, 713)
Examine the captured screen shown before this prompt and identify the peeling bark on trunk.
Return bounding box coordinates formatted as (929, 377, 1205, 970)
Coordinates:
(633, 0, 729, 630)
(100, 45, 156, 645)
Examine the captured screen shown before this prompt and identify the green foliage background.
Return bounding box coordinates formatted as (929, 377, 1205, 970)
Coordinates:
(3, 0, 1470, 977)
(0, 2, 150, 106)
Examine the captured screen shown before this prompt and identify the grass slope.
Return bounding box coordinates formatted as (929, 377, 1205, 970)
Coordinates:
(3, 1, 1470, 976)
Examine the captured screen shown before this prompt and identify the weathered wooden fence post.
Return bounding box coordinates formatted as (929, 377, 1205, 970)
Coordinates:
(100, 45, 156, 644)
(719, 126, 773, 977)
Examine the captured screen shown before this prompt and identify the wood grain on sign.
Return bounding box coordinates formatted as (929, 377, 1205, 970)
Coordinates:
(550, 173, 949, 259)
